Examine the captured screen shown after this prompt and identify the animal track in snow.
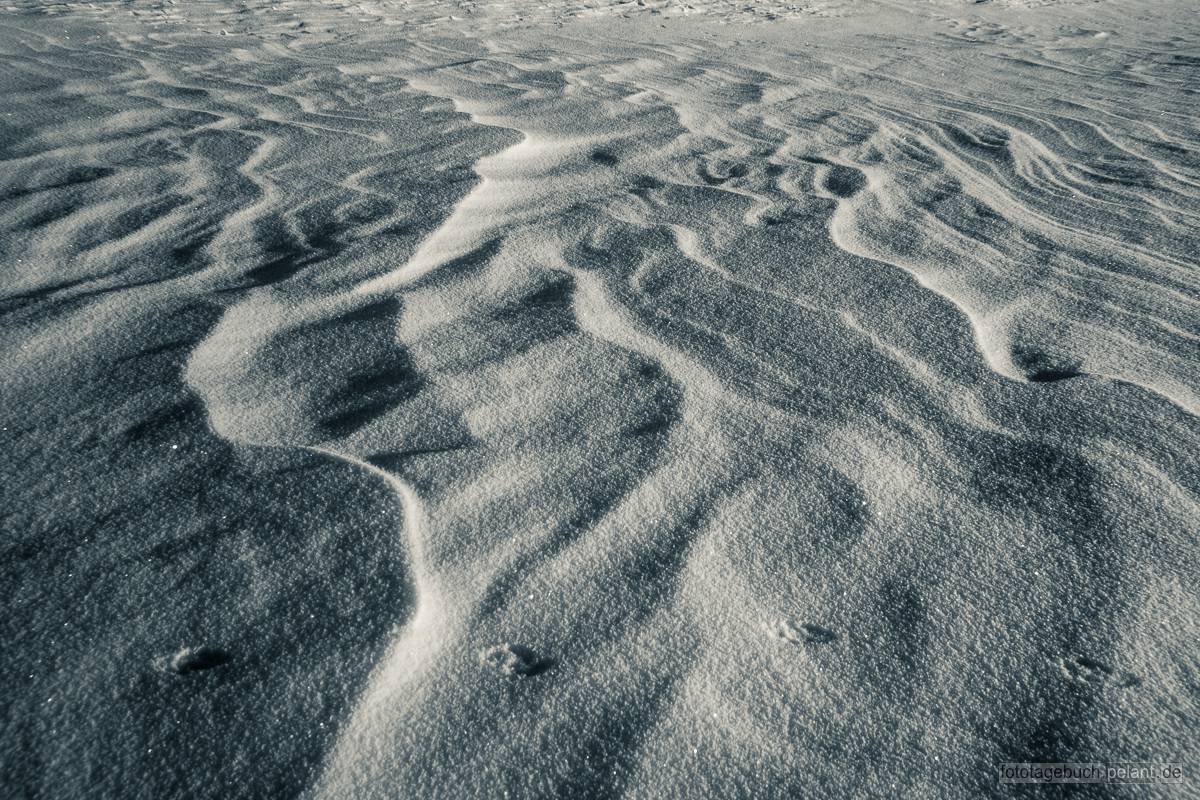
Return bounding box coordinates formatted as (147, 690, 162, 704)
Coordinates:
(769, 620, 839, 646)
(157, 646, 231, 675)
(1057, 655, 1141, 689)
(479, 643, 552, 677)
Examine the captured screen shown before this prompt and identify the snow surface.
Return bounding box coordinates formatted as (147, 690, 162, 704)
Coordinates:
(2, 0, 1198, 797)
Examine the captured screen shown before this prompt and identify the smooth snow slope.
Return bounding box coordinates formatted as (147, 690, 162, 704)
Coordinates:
(1, 1, 1198, 798)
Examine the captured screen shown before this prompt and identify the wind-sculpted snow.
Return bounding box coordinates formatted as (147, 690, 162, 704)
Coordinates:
(2, 1, 1198, 798)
